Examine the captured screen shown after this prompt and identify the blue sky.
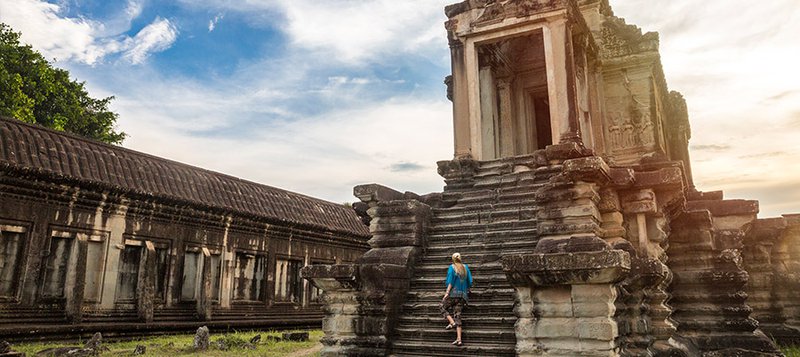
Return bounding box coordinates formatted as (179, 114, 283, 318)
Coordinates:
(1, 0, 799, 217)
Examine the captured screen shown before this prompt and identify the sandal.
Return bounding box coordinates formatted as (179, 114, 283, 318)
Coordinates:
(445, 323, 455, 330)
(452, 340, 462, 346)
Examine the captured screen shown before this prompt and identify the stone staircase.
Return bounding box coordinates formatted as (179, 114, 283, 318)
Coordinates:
(389, 158, 560, 356)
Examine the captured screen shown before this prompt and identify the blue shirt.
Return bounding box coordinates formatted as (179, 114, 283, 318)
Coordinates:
(445, 264, 473, 301)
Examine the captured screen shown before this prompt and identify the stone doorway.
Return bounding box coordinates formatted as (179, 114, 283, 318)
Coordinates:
(476, 31, 552, 160)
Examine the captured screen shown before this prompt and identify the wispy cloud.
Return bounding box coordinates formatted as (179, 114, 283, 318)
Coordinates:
(208, 13, 223, 32)
(691, 144, 731, 152)
(388, 162, 426, 173)
(123, 17, 179, 64)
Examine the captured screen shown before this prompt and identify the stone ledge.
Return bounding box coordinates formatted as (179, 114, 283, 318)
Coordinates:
(502, 250, 631, 286)
(687, 199, 759, 217)
(354, 184, 405, 204)
(301, 263, 410, 292)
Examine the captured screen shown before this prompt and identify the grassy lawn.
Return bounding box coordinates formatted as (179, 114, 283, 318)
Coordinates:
(11, 330, 322, 357)
(784, 346, 800, 357)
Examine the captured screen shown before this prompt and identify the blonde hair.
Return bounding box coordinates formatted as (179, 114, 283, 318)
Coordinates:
(452, 253, 466, 278)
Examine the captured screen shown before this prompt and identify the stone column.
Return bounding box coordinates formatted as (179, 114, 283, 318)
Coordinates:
(544, 19, 581, 144)
(137, 241, 156, 323)
(65, 238, 88, 324)
(503, 250, 630, 357)
(196, 248, 213, 321)
(447, 21, 472, 159)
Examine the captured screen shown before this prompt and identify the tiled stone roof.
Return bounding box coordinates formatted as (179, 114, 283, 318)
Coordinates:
(0, 117, 370, 237)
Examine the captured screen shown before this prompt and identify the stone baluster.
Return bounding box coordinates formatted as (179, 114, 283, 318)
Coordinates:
(302, 184, 432, 356)
(503, 250, 630, 357)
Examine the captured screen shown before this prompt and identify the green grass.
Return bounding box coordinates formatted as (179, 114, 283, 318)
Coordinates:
(11, 330, 323, 357)
(784, 346, 800, 357)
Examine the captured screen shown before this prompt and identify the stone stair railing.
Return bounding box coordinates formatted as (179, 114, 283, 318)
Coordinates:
(302, 184, 432, 357)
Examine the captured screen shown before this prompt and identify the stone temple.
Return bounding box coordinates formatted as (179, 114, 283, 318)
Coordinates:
(303, 0, 800, 356)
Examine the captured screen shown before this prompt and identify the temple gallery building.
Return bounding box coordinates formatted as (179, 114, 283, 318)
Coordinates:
(0, 116, 370, 339)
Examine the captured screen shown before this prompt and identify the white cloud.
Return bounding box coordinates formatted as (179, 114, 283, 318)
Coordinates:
(115, 92, 453, 203)
(123, 17, 179, 64)
(178, 0, 452, 63)
(0, 0, 178, 65)
(208, 13, 224, 32)
(0, 0, 109, 63)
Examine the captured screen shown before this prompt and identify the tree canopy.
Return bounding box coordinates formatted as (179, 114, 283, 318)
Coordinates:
(0, 23, 126, 144)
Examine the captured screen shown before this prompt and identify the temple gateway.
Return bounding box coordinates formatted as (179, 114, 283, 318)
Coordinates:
(303, 0, 800, 356)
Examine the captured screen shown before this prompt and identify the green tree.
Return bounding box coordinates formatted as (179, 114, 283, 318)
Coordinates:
(0, 23, 126, 144)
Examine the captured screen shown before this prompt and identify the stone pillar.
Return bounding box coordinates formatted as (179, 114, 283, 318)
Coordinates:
(196, 248, 213, 321)
(65, 239, 88, 324)
(544, 19, 581, 144)
(503, 250, 630, 357)
(137, 241, 156, 323)
(302, 184, 432, 356)
(447, 21, 472, 159)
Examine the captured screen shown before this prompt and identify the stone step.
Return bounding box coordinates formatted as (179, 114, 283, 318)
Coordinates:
(426, 228, 539, 244)
(432, 208, 538, 226)
(412, 261, 503, 272)
(411, 272, 508, 285)
(401, 300, 515, 316)
(396, 314, 516, 329)
(403, 290, 516, 305)
(449, 189, 540, 207)
(390, 339, 516, 357)
(418, 249, 535, 266)
(424, 240, 538, 255)
(429, 219, 538, 235)
(395, 326, 516, 343)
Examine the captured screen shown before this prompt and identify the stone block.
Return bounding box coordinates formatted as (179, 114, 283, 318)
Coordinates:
(354, 184, 405, 204)
(534, 318, 577, 338)
(357, 247, 417, 266)
(323, 315, 356, 334)
(282, 331, 309, 342)
(571, 284, 617, 303)
(687, 199, 758, 217)
(577, 318, 618, 340)
(533, 287, 573, 317)
(502, 250, 631, 286)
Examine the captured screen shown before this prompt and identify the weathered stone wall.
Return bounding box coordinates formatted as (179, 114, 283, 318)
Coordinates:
(668, 197, 780, 355)
(743, 215, 800, 345)
(0, 171, 368, 340)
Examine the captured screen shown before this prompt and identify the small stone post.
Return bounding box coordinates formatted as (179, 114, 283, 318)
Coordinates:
(503, 250, 630, 356)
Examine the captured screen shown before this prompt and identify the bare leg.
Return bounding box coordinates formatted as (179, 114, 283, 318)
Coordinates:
(456, 326, 462, 342)
(446, 315, 455, 325)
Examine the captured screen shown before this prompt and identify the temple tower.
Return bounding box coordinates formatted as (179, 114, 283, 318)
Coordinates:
(303, 1, 793, 356)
